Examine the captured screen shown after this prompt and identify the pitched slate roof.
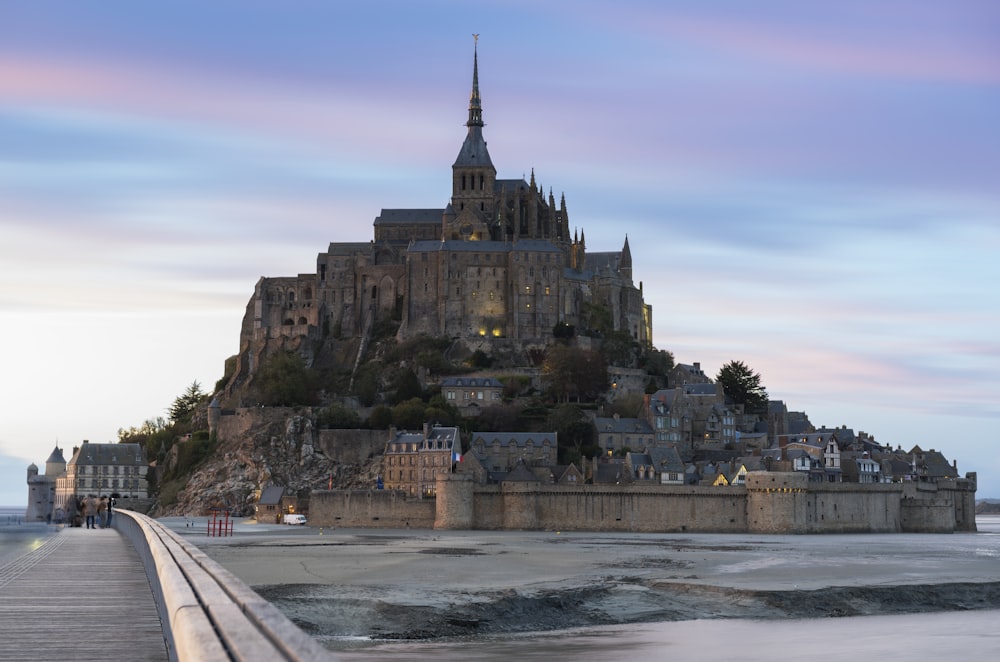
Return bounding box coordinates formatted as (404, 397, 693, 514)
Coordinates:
(593, 462, 625, 484)
(407, 239, 562, 253)
(593, 417, 653, 435)
(70, 442, 147, 467)
(503, 460, 540, 483)
(470, 432, 557, 448)
(374, 209, 443, 225)
(258, 485, 285, 506)
(442, 376, 504, 388)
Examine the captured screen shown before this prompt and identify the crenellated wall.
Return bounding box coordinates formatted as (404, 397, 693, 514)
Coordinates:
(308, 471, 976, 534)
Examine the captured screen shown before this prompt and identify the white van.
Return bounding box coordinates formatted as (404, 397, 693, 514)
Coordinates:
(282, 513, 307, 525)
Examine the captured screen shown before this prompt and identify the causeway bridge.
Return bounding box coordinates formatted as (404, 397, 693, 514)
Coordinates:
(0, 511, 334, 661)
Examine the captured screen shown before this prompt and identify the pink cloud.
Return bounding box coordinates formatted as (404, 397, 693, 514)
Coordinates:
(607, 7, 1000, 85)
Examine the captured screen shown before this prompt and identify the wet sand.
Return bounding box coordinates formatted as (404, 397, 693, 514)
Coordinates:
(171, 516, 1000, 641)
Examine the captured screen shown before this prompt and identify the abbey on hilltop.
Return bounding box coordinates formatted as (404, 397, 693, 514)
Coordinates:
(226, 40, 651, 394)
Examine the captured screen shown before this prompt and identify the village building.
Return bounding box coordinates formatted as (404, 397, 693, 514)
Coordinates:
(383, 424, 461, 497)
(439, 376, 504, 416)
(467, 431, 558, 476)
(592, 415, 655, 456)
(25, 441, 150, 523)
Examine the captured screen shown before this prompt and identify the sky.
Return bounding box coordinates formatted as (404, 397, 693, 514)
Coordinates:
(1, 0, 998, 506)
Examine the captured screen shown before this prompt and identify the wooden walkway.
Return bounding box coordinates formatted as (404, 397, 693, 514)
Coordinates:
(0, 526, 168, 662)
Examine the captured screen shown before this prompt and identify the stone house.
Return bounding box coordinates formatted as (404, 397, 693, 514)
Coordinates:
(54, 441, 150, 516)
(255, 485, 285, 523)
(777, 433, 842, 483)
(625, 445, 687, 484)
(383, 424, 461, 497)
(549, 464, 584, 485)
(467, 431, 558, 474)
(440, 376, 504, 415)
(592, 415, 654, 456)
(841, 451, 882, 484)
(645, 385, 739, 456)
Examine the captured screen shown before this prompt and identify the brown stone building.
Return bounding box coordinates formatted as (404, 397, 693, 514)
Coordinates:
(383, 424, 461, 497)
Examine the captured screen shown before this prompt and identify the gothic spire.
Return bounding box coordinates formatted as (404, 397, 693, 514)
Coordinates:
(453, 35, 494, 170)
(468, 34, 483, 128)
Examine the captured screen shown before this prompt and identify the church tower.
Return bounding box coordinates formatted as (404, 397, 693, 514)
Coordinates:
(447, 36, 497, 240)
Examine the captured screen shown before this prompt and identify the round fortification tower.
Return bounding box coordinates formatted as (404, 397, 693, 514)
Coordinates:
(434, 473, 474, 529)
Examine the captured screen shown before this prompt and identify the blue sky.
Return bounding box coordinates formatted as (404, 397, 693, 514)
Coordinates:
(1, 1, 998, 506)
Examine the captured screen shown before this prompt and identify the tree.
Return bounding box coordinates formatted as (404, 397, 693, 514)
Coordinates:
(316, 403, 362, 429)
(391, 368, 423, 404)
(367, 405, 393, 430)
(169, 381, 205, 424)
(392, 398, 427, 430)
(542, 345, 609, 403)
(250, 350, 317, 406)
(641, 348, 675, 377)
(546, 405, 598, 464)
(716, 360, 769, 417)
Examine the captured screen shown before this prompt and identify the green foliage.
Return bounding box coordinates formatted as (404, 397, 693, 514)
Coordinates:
(467, 349, 493, 369)
(716, 359, 769, 417)
(474, 404, 527, 432)
(367, 405, 393, 429)
(250, 350, 318, 406)
(157, 477, 188, 507)
(579, 302, 613, 337)
(316, 403, 362, 429)
(499, 375, 532, 399)
(169, 381, 206, 424)
(601, 329, 639, 367)
(543, 345, 609, 402)
(423, 406, 454, 427)
(391, 368, 423, 404)
(384, 335, 449, 364)
(119, 417, 173, 464)
(640, 347, 675, 376)
(391, 397, 427, 430)
(605, 393, 645, 418)
(546, 404, 598, 464)
(352, 367, 379, 407)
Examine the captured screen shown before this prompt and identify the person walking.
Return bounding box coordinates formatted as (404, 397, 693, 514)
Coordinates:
(84, 495, 97, 529)
(97, 497, 108, 528)
(106, 496, 114, 528)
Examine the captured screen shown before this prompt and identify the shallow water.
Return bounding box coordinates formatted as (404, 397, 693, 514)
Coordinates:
(329, 609, 1000, 660)
(327, 515, 1000, 658)
(0, 507, 58, 568)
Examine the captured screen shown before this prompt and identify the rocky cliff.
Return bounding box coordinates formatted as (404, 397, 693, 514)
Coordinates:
(154, 407, 383, 517)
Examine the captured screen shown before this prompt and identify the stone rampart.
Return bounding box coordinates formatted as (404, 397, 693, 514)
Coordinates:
(314, 471, 975, 534)
(309, 489, 434, 528)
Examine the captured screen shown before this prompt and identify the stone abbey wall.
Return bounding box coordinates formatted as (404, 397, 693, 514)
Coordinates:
(309, 471, 976, 534)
